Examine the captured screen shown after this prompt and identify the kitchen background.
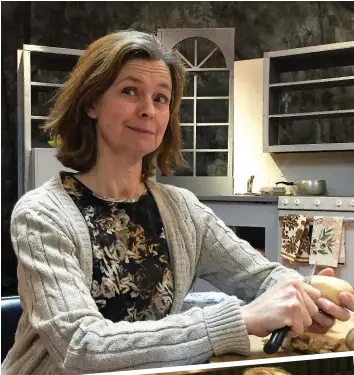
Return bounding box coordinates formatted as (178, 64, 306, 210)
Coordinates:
(2, 1, 354, 295)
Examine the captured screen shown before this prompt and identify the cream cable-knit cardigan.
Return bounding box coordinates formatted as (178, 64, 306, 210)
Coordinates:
(2, 174, 301, 375)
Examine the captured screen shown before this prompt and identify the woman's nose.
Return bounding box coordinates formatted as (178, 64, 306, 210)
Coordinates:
(138, 98, 155, 119)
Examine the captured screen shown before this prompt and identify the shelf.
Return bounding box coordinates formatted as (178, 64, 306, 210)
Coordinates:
(182, 96, 229, 100)
(269, 76, 354, 91)
(181, 149, 228, 152)
(265, 42, 354, 72)
(180, 123, 229, 126)
(269, 109, 354, 120)
(263, 42, 354, 152)
(266, 143, 354, 153)
(28, 47, 80, 72)
(186, 68, 229, 72)
(31, 82, 63, 91)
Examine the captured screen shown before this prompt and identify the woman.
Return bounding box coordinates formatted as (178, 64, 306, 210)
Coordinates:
(3, 30, 354, 375)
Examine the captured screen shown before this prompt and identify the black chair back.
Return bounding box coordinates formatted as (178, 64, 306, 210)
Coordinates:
(1, 296, 22, 362)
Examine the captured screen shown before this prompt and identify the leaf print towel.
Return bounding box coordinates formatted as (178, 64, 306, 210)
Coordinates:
(309, 216, 344, 267)
(281, 214, 308, 263)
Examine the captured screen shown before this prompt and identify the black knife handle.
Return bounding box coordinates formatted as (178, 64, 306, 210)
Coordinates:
(263, 326, 291, 354)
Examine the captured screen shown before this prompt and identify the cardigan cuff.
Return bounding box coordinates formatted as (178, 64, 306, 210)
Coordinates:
(203, 296, 250, 356)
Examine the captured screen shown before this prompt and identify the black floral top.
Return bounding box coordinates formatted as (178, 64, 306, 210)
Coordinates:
(61, 172, 174, 322)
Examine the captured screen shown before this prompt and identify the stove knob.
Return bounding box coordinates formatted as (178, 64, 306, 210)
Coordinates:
(294, 198, 300, 206)
(282, 198, 289, 206)
(351, 200, 354, 207)
(314, 199, 321, 206)
(336, 199, 342, 207)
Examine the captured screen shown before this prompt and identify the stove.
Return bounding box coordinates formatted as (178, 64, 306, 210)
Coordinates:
(278, 196, 354, 212)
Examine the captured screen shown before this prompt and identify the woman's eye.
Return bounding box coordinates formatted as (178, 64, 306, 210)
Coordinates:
(155, 95, 169, 104)
(122, 87, 137, 96)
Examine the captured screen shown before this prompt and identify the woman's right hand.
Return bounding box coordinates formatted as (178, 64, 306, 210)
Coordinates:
(240, 279, 321, 337)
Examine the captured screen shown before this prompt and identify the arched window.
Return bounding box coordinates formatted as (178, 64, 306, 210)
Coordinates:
(157, 29, 234, 196)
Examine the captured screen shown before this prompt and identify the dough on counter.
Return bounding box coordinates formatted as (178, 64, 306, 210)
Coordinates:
(282, 334, 347, 354)
(345, 328, 354, 350)
(243, 367, 291, 375)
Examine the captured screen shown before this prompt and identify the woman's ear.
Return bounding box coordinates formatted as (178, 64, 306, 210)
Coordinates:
(86, 103, 98, 119)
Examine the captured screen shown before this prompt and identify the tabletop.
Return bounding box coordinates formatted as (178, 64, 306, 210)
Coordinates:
(211, 314, 354, 363)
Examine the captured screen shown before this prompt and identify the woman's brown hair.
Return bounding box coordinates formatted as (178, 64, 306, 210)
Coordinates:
(42, 30, 186, 181)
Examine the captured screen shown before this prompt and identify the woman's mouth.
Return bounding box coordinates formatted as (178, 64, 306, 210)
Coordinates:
(127, 127, 154, 135)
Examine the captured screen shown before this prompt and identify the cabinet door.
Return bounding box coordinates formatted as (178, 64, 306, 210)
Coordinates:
(156, 28, 235, 196)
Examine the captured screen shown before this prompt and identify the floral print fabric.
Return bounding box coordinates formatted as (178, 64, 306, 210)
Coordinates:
(339, 227, 346, 265)
(296, 222, 311, 263)
(280, 214, 311, 263)
(61, 172, 174, 322)
(309, 216, 344, 267)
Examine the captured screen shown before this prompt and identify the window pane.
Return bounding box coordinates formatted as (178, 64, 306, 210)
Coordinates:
(184, 73, 194, 97)
(180, 100, 194, 123)
(197, 72, 229, 97)
(173, 37, 195, 67)
(196, 126, 228, 149)
(196, 37, 226, 68)
(173, 36, 227, 69)
(197, 99, 228, 123)
(181, 126, 194, 149)
(196, 152, 228, 176)
(201, 48, 226, 68)
(174, 152, 193, 176)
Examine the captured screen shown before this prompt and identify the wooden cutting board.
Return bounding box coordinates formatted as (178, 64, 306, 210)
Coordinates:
(211, 315, 354, 363)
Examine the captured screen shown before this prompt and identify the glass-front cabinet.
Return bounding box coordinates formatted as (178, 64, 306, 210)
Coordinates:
(17, 45, 82, 196)
(157, 28, 235, 195)
(263, 41, 354, 152)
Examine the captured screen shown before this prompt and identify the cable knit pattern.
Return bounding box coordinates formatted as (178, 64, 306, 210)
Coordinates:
(2, 175, 302, 375)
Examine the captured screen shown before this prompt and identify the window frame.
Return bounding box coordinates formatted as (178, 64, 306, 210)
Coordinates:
(156, 28, 235, 196)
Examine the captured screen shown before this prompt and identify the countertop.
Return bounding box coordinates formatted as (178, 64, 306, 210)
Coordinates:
(211, 314, 354, 362)
(198, 195, 278, 203)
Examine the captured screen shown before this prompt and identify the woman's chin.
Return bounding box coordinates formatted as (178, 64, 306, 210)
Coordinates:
(124, 146, 158, 160)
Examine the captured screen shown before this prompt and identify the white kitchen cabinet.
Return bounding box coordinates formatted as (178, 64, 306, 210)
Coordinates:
(17, 44, 82, 196)
(263, 41, 354, 153)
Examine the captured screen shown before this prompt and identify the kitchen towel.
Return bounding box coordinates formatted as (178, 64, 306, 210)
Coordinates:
(281, 214, 308, 263)
(296, 221, 311, 263)
(338, 225, 346, 265)
(309, 216, 344, 267)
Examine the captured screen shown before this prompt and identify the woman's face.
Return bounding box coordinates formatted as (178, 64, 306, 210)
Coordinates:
(87, 58, 172, 160)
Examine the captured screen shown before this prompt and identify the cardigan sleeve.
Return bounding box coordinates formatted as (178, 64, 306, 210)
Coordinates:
(175, 188, 303, 302)
(11, 203, 250, 374)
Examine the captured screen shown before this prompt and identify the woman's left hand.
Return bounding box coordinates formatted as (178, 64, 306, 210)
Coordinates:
(303, 268, 354, 334)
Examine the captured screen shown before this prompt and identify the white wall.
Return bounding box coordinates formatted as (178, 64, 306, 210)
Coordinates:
(233, 59, 354, 196)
